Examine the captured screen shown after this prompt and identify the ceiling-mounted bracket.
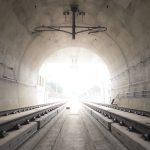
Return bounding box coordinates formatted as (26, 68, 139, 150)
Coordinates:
(32, 4, 107, 39)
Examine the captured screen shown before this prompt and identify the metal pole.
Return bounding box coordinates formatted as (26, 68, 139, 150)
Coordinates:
(72, 10, 76, 39)
(71, 5, 78, 39)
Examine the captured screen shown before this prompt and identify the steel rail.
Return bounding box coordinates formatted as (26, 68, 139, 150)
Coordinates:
(0, 103, 65, 137)
(83, 102, 150, 140)
(93, 102, 150, 117)
(0, 102, 55, 116)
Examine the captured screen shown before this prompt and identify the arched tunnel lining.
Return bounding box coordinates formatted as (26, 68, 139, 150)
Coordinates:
(0, 0, 150, 111)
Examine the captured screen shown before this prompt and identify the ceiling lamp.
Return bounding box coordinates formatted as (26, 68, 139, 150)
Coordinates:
(32, 4, 107, 39)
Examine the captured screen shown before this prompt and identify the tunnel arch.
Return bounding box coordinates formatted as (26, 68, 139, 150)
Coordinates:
(18, 32, 127, 82)
(0, 0, 150, 111)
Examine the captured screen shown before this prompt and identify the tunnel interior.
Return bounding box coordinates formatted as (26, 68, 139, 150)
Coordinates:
(0, 0, 150, 112)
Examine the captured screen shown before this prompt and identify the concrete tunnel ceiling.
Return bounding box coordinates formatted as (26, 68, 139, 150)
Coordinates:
(0, 0, 150, 111)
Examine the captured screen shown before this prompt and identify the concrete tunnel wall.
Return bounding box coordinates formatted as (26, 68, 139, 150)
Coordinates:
(0, 0, 150, 111)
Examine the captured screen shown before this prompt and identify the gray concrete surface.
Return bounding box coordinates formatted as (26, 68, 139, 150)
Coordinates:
(83, 104, 150, 150)
(18, 108, 65, 150)
(0, 0, 150, 111)
(85, 102, 150, 126)
(111, 123, 150, 150)
(83, 105, 113, 130)
(33, 109, 127, 150)
(0, 122, 37, 150)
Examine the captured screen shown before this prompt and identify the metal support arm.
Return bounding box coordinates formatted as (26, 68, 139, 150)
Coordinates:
(32, 4, 107, 39)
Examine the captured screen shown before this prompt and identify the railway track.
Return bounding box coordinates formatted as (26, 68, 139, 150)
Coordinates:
(83, 102, 150, 141)
(93, 102, 150, 117)
(0, 103, 55, 117)
(0, 102, 65, 138)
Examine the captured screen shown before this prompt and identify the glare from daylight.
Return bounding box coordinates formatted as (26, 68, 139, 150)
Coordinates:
(38, 47, 111, 104)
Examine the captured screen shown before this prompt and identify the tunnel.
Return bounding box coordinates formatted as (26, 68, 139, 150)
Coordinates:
(0, 0, 150, 150)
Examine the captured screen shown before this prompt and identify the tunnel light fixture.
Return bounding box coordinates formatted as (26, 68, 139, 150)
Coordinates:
(32, 4, 107, 39)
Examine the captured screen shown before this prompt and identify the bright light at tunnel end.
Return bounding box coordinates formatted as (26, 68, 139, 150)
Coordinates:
(38, 47, 111, 105)
(66, 100, 82, 114)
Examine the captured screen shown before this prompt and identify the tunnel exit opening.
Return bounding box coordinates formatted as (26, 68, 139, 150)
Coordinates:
(37, 47, 111, 106)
